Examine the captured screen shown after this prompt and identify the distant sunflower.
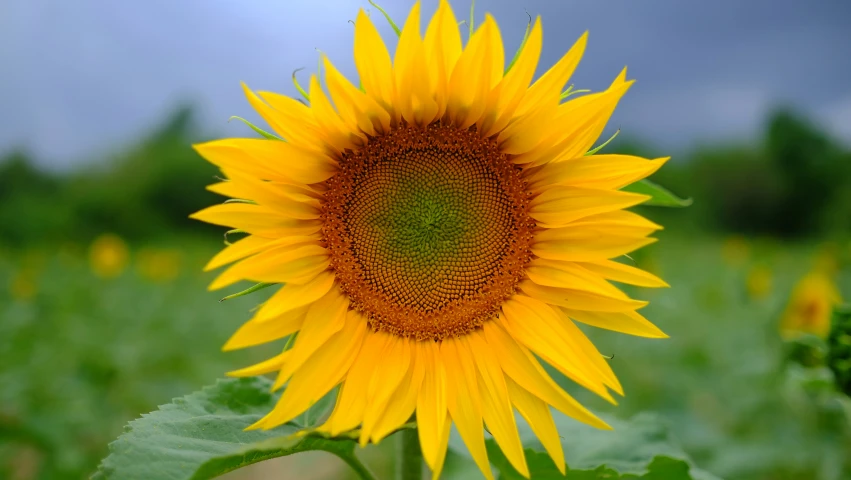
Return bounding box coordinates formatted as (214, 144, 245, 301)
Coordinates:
(192, 1, 668, 478)
(780, 272, 841, 340)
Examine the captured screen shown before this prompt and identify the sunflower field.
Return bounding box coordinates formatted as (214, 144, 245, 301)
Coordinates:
(3, 3, 851, 480)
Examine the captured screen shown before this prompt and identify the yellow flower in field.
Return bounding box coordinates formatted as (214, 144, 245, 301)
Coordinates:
(192, 2, 668, 478)
(746, 265, 772, 300)
(780, 272, 842, 339)
(89, 233, 129, 279)
(136, 248, 182, 283)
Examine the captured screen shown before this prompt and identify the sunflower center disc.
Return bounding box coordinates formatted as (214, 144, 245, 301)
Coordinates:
(322, 123, 535, 341)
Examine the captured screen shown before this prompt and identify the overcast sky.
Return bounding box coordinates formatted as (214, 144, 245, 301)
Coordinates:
(2, 0, 850, 169)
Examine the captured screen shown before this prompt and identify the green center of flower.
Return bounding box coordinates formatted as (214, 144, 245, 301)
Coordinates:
(322, 123, 535, 341)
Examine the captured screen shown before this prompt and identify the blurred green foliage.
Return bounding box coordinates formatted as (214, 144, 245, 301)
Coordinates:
(2, 235, 850, 479)
(0, 106, 221, 247)
(633, 108, 851, 238)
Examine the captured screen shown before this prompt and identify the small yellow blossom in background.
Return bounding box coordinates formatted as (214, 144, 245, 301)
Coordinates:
(780, 272, 842, 339)
(136, 248, 182, 283)
(721, 235, 750, 267)
(88, 233, 129, 279)
(745, 264, 772, 300)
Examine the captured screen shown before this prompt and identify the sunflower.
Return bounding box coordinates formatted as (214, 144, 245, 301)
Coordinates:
(780, 272, 842, 340)
(191, 1, 669, 478)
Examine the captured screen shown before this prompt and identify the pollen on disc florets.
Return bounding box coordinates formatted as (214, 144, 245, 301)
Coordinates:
(321, 122, 535, 341)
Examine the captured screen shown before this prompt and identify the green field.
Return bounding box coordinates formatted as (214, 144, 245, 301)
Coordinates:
(1, 233, 850, 480)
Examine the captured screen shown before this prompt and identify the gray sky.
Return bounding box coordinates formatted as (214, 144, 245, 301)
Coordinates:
(2, 0, 850, 170)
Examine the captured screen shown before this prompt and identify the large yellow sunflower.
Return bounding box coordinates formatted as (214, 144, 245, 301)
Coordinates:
(191, 1, 669, 478)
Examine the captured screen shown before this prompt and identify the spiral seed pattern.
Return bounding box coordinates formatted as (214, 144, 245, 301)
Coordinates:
(321, 123, 535, 341)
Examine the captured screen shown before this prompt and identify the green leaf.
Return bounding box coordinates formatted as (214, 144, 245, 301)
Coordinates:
(227, 116, 281, 141)
(292, 68, 310, 102)
(585, 129, 620, 156)
(623, 179, 693, 208)
(504, 11, 532, 75)
(92, 377, 374, 480)
(559, 85, 591, 101)
(486, 413, 722, 480)
(218, 282, 277, 302)
(367, 0, 401, 37)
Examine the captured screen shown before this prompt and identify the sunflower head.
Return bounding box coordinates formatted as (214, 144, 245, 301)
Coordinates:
(780, 272, 842, 340)
(192, 1, 669, 478)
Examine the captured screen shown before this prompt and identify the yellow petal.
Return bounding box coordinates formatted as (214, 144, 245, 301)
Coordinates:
(526, 257, 632, 299)
(241, 83, 322, 148)
(417, 341, 449, 471)
(531, 211, 660, 261)
(481, 17, 543, 137)
(193, 138, 337, 185)
(497, 98, 559, 155)
(500, 297, 617, 402)
(252, 272, 336, 322)
(323, 56, 391, 135)
(360, 336, 413, 446)
(482, 321, 609, 430)
(529, 186, 650, 227)
(227, 350, 290, 377)
(505, 377, 566, 474)
(465, 332, 529, 478)
(204, 235, 278, 271)
(424, 0, 462, 120)
(578, 259, 669, 288)
(515, 31, 587, 117)
(190, 203, 321, 237)
(209, 244, 328, 291)
(210, 169, 322, 216)
(223, 305, 308, 351)
(517, 71, 633, 166)
(447, 15, 504, 129)
(430, 414, 452, 480)
(366, 338, 424, 444)
(308, 75, 364, 153)
(542, 208, 662, 235)
(441, 338, 493, 480)
(318, 327, 391, 435)
(248, 88, 324, 149)
(532, 235, 657, 263)
(527, 155, 669, 190)
(273, 287, 350, 389)
(353, 9, 397, 118)
(394, 2, 439, 126)
(518, 279, 648, 312)
(248, 308, 367, 430)
(563, 308, 667, 338)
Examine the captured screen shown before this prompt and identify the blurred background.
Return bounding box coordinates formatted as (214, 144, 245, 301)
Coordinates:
(1, 0, 850, 479)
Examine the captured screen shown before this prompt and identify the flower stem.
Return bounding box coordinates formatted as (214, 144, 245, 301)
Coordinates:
(397, 427, 423, 480)
(339, 453, 378, 480)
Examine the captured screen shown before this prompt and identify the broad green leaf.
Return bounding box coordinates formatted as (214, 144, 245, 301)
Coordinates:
(623, 179, 693, 207)
(92, 377, 370, 480)
(486, 413, 722, 480)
